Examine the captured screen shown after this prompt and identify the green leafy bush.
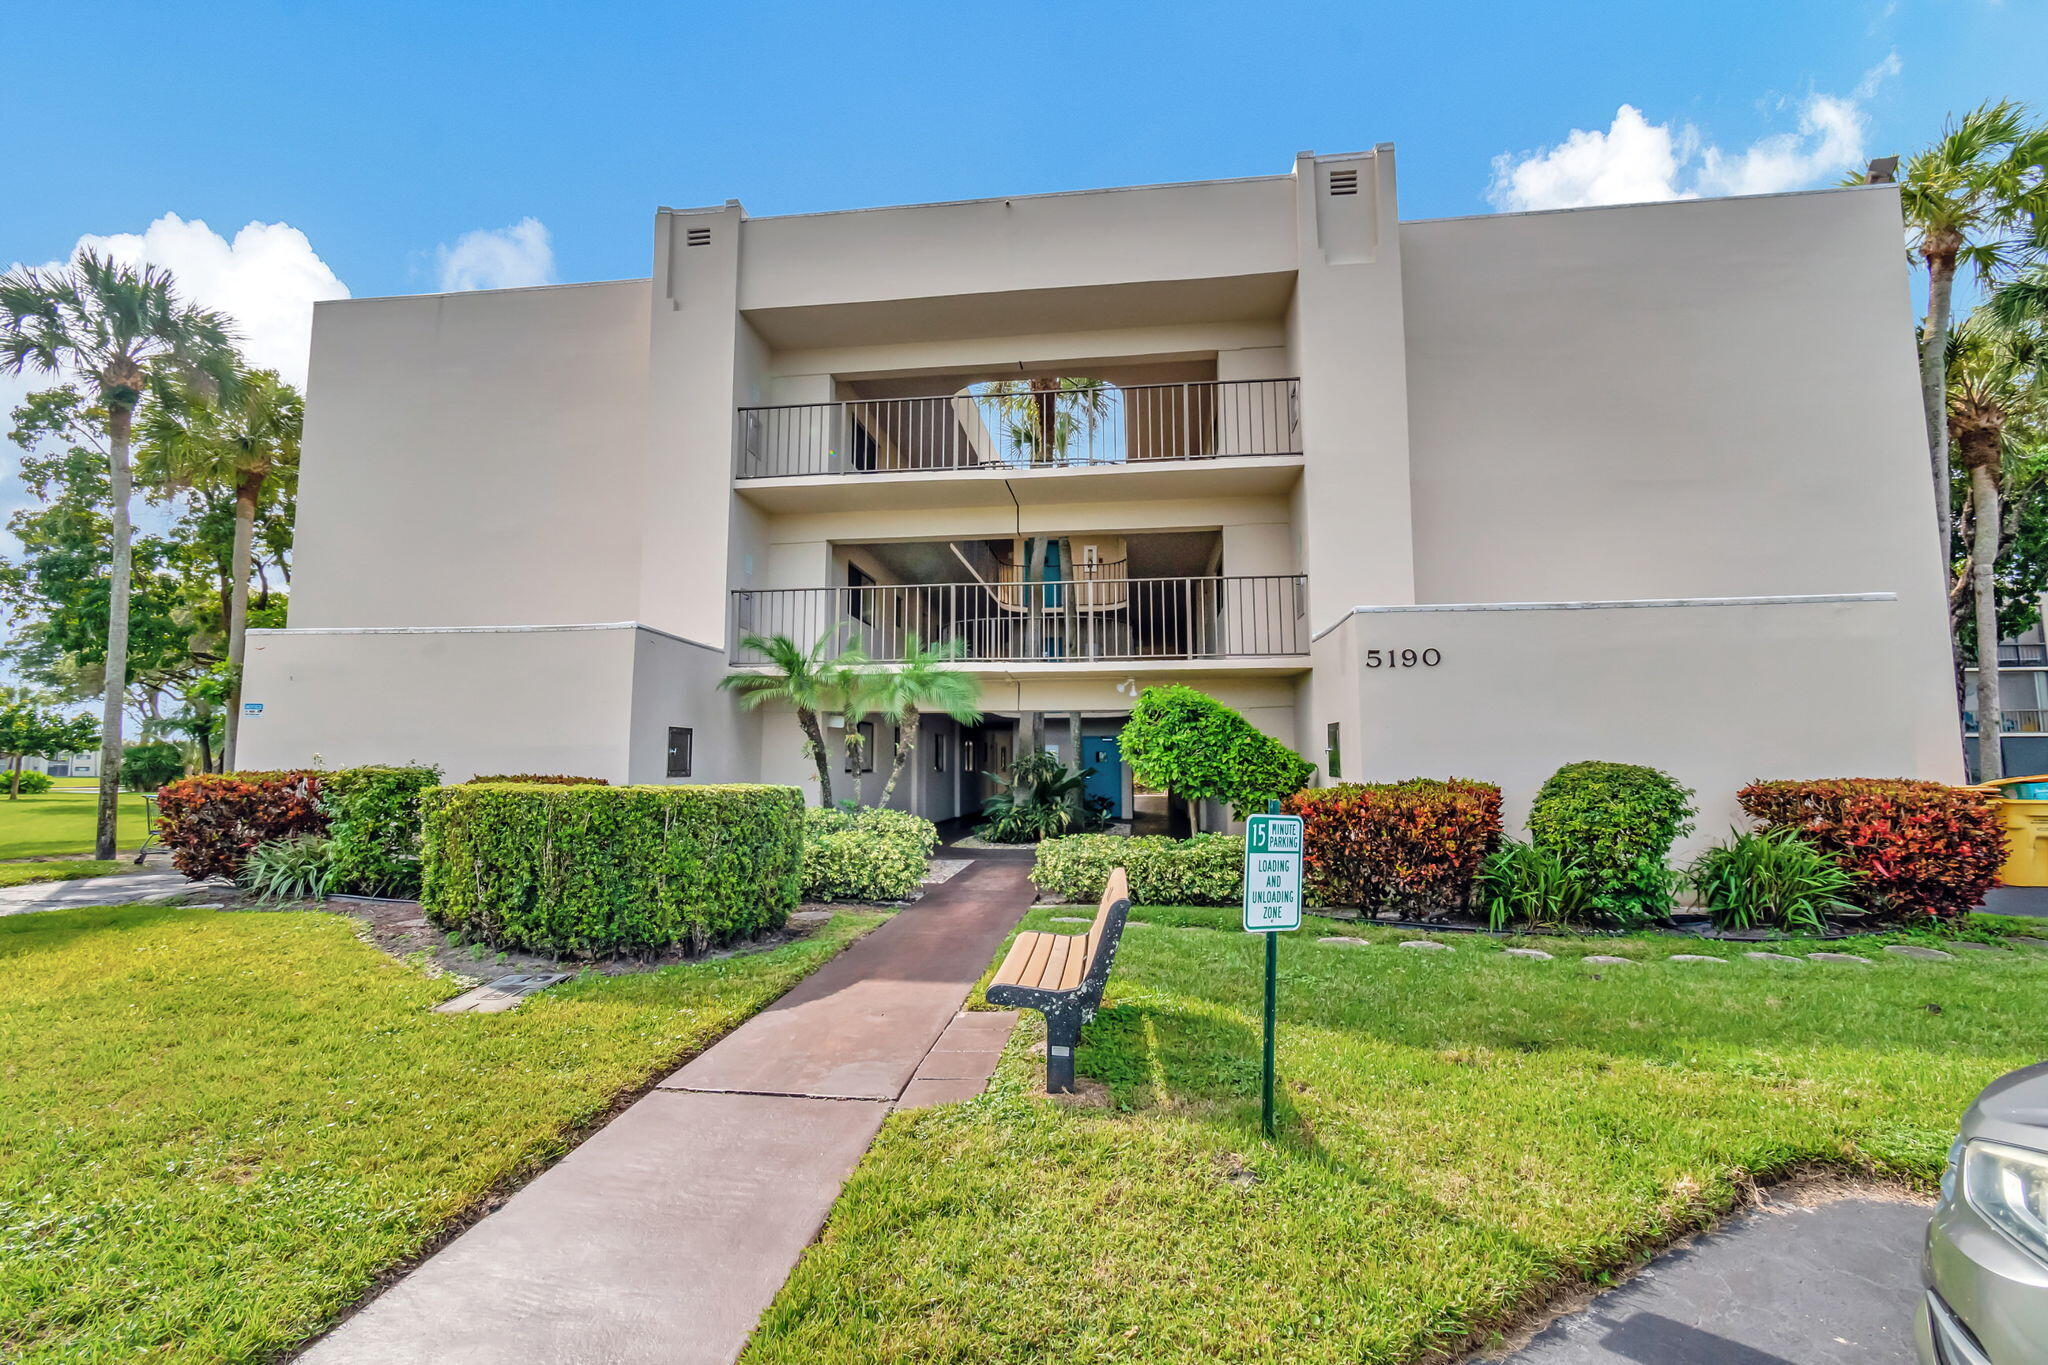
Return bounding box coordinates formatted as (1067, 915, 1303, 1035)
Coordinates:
(1478, 839, 1601, 931)
(421, 783, 804, 956)
(1737, 778, 2003, 922)
(1121, 685, 1313, 819)
(464, 773, 610, 785)
(1528, 762, 1694, 924)
(977, 752, 1105, 843)
(1284, 779, 1502, 912)
(241, 834, 336, 902)
(119, 742, 186, 792)
(321, 766, 442, 898)
(8, 770, 52, 795)
(801, 806, 938, 902)
(1031, 832, 1245, 906)
(1687, 826, 1857, 935)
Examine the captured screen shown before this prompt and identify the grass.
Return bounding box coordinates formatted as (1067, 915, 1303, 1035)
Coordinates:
(0, 789, 152, 860)
(0, 902, 885, 1364)
(0, 860, 125, 888)
(746, 906, 2048, 1364)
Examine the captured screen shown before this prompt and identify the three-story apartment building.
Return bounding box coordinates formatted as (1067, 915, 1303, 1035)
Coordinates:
(240, 145, 1963, 841)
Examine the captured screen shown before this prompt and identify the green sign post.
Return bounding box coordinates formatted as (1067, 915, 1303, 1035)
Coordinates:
(1243, 801, 1304, 1138)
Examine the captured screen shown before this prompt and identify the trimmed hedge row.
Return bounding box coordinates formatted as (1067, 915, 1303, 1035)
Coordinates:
(1032, 832, 1244, 906)
(802, 806, 938, 902)
(156, 767, 441, 895)
(1285, 779, 1502, 912)
(421, 782, 804, 956)
(1739, 778, 2003, 922)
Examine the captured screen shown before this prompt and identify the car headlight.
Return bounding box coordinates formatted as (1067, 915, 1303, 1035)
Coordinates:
(1962, 1139, 2048, 1266)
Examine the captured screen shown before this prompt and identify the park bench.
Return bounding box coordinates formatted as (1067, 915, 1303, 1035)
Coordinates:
(986, 866, 1131, 1093)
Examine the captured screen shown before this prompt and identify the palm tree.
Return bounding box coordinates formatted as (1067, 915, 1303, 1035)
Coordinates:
(720, 631, 867, 806)
(974, 376, 1115, 466)
(869, 635, 983, 806)
(0, 251, 239, 859)
(1946, 310, 2048, 779)
(138, 368, 301, 770)
(1895, 102, 2048, 558)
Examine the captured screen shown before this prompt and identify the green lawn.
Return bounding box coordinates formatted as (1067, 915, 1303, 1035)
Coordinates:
(0, 789, 153, 860)
(747, 907, 2048, 1364)
(0, 859, 125, 888)
(0, 902, 885, 1364)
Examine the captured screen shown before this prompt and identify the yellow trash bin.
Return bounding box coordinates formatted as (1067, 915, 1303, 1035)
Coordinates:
(1979, 776, 2048, 886)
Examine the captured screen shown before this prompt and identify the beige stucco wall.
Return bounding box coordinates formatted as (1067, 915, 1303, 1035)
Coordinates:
(289, 281, 651, 629)
(1318, 596, 1963, 857)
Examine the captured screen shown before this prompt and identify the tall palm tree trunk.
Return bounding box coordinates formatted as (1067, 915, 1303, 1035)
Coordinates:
(220, 472, 260, 771)
(1922, 248, 1959, 552)
(1970, 459, 2005, 780)
(96, 402, 135, 860)
(797, 707, 834, 807)
(878, 722, 918, 807)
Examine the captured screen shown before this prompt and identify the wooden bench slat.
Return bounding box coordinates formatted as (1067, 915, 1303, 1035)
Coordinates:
(1041, 935, 1078, 991)
(1057, 933, 1088, 991)
(989, 933, 1038, 989)
(1019, 931, 1058, 992)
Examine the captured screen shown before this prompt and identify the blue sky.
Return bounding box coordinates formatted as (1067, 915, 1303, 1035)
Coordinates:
(2, 0, 2045, 381)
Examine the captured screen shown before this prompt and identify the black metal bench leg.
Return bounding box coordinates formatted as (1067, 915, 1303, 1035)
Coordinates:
(1044, 1011, 1080, 1094)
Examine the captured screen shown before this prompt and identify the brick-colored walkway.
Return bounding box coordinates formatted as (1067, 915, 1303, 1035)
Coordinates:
(298, 859, 1032, 1365)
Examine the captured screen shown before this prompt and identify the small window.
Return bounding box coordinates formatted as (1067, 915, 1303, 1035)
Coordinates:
(667, 727, 693, 778)
(1325, 721, 1342, 780)
(847, 563, 875, 625)
(844, 719, 876, 773)
(932, 733, 947, 772)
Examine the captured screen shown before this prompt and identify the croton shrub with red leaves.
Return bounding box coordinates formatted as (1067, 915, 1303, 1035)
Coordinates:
(1283, 778, 1503, 912)
(154, 771, 326, 881)
(1737, 778, 2005, 922)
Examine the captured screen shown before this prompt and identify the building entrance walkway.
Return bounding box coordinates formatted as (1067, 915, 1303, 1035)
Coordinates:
(298, 859, 1035, 1365)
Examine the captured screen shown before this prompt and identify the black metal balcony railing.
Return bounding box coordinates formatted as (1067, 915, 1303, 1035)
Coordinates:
(730, 574, 1308, 665)
(1964, 709, 2048, 734)
(736, 378, 1301, 480)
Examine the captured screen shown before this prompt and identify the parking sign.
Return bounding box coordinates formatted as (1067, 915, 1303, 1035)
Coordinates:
(1242, 812, 1304, 932)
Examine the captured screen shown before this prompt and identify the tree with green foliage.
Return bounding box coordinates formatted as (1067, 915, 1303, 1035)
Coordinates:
(0, 251, 239, 859)
(118, 741, 185, 793)
(139, 368, 300, 769)
(1120, 683, 1314, 829)
(1946, 311, 2048, 776)
(1890, 102, 2048, 561)
(720, 631, 869, 807)
(0, 699, 98, 800)
(865, 635, 982, 807)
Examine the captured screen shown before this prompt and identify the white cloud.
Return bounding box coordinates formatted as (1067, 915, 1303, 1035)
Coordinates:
(1487, 57, 1900, 212)
(434, 217, 555, 292)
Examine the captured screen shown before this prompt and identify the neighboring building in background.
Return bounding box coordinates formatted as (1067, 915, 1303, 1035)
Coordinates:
(239, 146, 1959, 848)
(28, 751, 97, 778)
(1963, 597, 2048, 778)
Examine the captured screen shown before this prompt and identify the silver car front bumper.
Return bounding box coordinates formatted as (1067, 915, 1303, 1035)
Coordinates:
(1919, 1195, 2048, 1363)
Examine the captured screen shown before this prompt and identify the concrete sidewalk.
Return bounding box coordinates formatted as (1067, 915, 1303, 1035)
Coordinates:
(0, 868, 196, 916)
(299, 859, 1035, 1365)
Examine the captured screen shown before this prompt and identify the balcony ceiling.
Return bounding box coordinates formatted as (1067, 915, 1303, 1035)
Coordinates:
(740, 272, 1296, 351)
(732, 453, 1304, 515)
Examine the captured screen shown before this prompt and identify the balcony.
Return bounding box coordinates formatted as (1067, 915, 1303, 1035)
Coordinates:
(1964, 709, 2048, 735)
(730, 573, 1308, 670)
(732, 378, 1303, 513)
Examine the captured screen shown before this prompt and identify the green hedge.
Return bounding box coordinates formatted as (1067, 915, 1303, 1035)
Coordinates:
(1031, 832, 1244, 906)
(1120, 685, 1314, 819)
(1528, 761, 1694, 924)
(801, 806, 936, 902)
(421, 783, 805, 956)
(322, 766, 441, 898)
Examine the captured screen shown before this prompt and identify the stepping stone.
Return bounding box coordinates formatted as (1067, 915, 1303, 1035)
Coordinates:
(1048, 916, 1091, 924)
(1503, 947, 1553, 960)
(1806, 952, 1872, 965)
(1317, 936, 1369, 947)
(433, 972, 574, 1014)
(186, 902, 225, 910)
(1398, 939, 1450, 951)
(1583, 955, 1635, 965)
(2009, 936, 2048, 949)
(1745, 951, 1804, 963)
(1884, 944, 1954, 961)
(1668, 954, 1726, 964)
(1950, 940, 2004, 952)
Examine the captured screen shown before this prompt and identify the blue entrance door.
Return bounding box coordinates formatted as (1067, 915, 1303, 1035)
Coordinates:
(1080, 736, 1123, 818)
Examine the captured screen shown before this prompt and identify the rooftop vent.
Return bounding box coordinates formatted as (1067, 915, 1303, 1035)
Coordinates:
(1327, 168, 1359, 196)
(685, 226, 712, 246)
